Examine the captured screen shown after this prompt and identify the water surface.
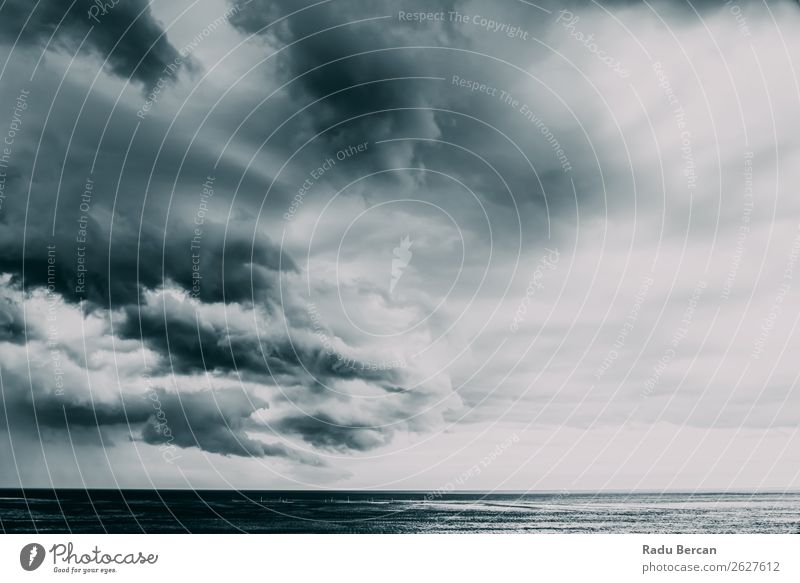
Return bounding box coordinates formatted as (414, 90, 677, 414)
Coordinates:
(1, 490, 798, 533)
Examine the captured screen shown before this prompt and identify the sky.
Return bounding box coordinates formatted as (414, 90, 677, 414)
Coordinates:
(0, 0, 799, 491)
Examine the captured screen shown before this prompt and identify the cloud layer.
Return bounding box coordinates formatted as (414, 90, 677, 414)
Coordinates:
(1, 0, 799, 490)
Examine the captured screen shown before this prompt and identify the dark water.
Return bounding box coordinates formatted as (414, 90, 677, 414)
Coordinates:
(1, 490, 799, 533)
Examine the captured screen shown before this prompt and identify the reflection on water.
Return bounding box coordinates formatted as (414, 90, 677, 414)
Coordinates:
(1, 490, 798, 533)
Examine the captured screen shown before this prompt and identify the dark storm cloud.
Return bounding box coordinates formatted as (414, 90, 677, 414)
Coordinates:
(120, 293, 406, 390)
(0, 282, 418, 460)
(0, 356, 321, 463)
(0, 293, 26, 343)
(0, 364, 149, 446)
(0, 0, 184, 86)
(274, 413, 390, 452)
(228, 0, 456, 166)
(0, 211, 294, 309)
(224, 0, 793, 218)
(0, 74, 298, 312)
(13, 391, 148, 430)
(223, 0, 586, 227)
(139, 388, 323, 464)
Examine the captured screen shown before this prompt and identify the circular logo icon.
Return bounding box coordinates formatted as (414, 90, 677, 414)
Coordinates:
(19, 543, 46, 571)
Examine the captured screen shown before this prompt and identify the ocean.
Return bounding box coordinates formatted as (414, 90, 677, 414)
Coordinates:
(1, 490, 798, 534)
